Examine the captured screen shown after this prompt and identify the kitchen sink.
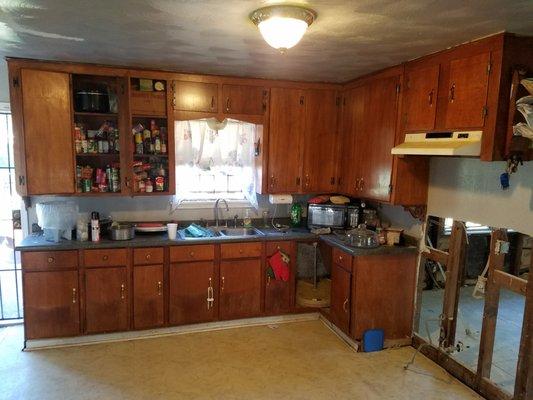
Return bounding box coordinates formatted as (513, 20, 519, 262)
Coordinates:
(216, 227, 264, 237)
(177, 228, 222, 240)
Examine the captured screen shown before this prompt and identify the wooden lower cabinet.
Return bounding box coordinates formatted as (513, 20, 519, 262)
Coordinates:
(330, 263, 351, 335)
(85, 267, 129, 334)
(23, 270, 80, 339)
(133, 264, 164, 329)
(350, 254, 417, 341)
(169, 261, 216, 325)
(219, 259, 261, 320)
(265, 241, 295, 314)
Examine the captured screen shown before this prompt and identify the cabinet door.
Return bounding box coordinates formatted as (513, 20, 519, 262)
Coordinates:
(173, 81, 218, 112)
(222, 84, 267, 115)
(330, 263, 351, 335)
(268, 87, 305, 193)
(133, 265, 164, 329)
(302, 89, 339, 192)
(444, 52, 490, 129)
(265, 241, 295, 314)
(220, 259, 261, 320)
(23, 270, 80, 339)
(404, 64, 440, 132)
(21, 69, 75, 195)
(351, 254, 417, 341)
(85, 267, 129, 333)
(362, 74, 400, 201)
(339, 86, 368, 196)
(169, 261, 216, 325)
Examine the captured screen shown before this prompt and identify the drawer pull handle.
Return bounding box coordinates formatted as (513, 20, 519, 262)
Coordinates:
(239, 249, 243, 254)
(72, 288, 77, 304)
(343, 298, 349, 313)
(146, 254, 151, 260)
(120, 284, 125, 300)
(103, 255, 109, 261)
(189, 251, 195, 257)
(47, 257, 54, 263)
(221, 276, 225, 291)
(339, 256, 343, 261)
(267, 275, 271, 285)
(157, 281, 162, 296)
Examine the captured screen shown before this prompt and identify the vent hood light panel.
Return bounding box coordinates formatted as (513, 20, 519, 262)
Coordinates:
(391, 131, 483, 156)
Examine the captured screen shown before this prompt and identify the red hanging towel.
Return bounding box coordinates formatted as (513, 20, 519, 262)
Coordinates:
(268, 250, 290, 282)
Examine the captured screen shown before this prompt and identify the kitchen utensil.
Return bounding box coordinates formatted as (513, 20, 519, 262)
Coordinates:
(75, 90, 110, 113)
(110, 223, 136, 240)
(346, 224, 380, 248)
(167, 223, 178, 240)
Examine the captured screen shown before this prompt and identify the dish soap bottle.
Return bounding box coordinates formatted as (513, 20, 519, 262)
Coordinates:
(243, 209, 253, 228)
(290, 203, 302, 227)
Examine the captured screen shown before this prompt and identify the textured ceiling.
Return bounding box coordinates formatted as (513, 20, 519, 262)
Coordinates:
(0, 0, 532, 85)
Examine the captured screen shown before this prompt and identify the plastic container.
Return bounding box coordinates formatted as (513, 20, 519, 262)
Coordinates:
(363, 329, 384, 352)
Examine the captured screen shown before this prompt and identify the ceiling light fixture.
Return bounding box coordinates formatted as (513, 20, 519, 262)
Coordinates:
(250, 4, 317, 53)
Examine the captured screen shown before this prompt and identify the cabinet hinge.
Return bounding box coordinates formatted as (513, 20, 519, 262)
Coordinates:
(396, 84, 401, 94)
(299, 96, 304, 105)
(388, 184, 393, 194)
(482, 106, 488, 118)
(487, 62, 492, 75)
(12, 77, 19, 87)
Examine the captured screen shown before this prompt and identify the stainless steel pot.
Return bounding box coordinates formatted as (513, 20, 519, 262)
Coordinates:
(109, 223, 135, 240)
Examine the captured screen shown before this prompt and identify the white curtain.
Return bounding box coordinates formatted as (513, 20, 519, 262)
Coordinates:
(174, 118, 259, 209)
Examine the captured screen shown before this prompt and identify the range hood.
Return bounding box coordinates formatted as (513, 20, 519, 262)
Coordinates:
(391, 131, 482, 156)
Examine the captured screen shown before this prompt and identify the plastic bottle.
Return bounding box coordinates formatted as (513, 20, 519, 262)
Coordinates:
(91, 211, 100, 242)
(243, 209, 252, 228)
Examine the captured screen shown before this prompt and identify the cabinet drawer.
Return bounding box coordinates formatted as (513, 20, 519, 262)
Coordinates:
(22, 250, 78, 271)
(170, 245, 214, 262)
(134, 247, 164, 265)
(131, 91, 166, 116)
(332, 247, 352, 272)
(84, 249, 128, 267)
(221, 242, 262, 259)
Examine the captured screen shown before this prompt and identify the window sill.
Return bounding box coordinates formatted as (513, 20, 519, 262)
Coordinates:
(172, 199, 253, 210)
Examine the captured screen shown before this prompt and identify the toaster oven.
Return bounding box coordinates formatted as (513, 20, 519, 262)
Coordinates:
(307, 204, 347, 229)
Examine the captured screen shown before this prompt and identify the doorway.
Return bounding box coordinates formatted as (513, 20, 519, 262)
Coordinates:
(0, 111, 23, 323)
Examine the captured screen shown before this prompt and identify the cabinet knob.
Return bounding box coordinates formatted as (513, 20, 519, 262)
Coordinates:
(189, 251, 195, 257)
(239, 249, 243, 254)
(339, 256, 343, 261)
(103, 255, 109, 261)
(157, 281, 162, 296)
(120, 283, 125, 300)
(146, 254, 151, 260)
(221, 276, 225, 291)
(343, 298, 349, 313)
(47, 257, 54, 263)
(72, 288, 77, 304)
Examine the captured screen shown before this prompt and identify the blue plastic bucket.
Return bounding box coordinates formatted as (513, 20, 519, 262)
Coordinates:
(363, 329, 384, 352)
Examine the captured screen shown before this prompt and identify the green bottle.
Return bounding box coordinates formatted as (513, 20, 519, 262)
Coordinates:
(290, 203, 302, 227)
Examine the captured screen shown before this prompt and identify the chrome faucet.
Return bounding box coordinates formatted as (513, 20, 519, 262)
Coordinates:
(214, 198, 229, 227)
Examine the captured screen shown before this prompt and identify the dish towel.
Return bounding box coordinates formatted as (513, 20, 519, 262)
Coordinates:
(268, 250, 290, 282)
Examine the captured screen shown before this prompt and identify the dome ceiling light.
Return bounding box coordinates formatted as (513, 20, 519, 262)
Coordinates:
(250, 4, 317, 53)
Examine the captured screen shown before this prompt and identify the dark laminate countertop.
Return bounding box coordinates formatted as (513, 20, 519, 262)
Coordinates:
(16, 227, 418, 256)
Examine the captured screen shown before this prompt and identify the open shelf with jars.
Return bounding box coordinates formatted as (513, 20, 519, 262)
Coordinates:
(72, 74, 125, 195)
(129, 77, 174, 195)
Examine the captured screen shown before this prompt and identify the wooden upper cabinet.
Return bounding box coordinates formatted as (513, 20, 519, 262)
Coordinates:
(222, 84, 267, 115)
(404, 64, 440, 132)
(444, 52, 491, 129)
(20, 69, 75, 195)
(339, 86, 367, 196)
(302, 89, 339, 193)
(173, 81, 218, 113)
(362, 74, 401, 202)
(23, 270, 80, 339)
(268, 87, 305, 193)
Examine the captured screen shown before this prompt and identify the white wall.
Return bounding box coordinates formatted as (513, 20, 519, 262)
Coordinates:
(427, 157, 533, 236)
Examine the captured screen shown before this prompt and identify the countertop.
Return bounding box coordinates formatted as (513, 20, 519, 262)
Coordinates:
(16, 227, 418, 256)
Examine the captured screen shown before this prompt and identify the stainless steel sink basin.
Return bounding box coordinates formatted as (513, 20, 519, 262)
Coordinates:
(216, 227, 264, 237)
(177, 228, 222, 240)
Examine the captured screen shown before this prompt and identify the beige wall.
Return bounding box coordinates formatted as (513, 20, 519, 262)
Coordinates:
(427, 157, 533, 236)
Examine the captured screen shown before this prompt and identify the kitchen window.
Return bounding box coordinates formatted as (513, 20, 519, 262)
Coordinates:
(173, 119, 259, 208)
(443, 218, 490, 234)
